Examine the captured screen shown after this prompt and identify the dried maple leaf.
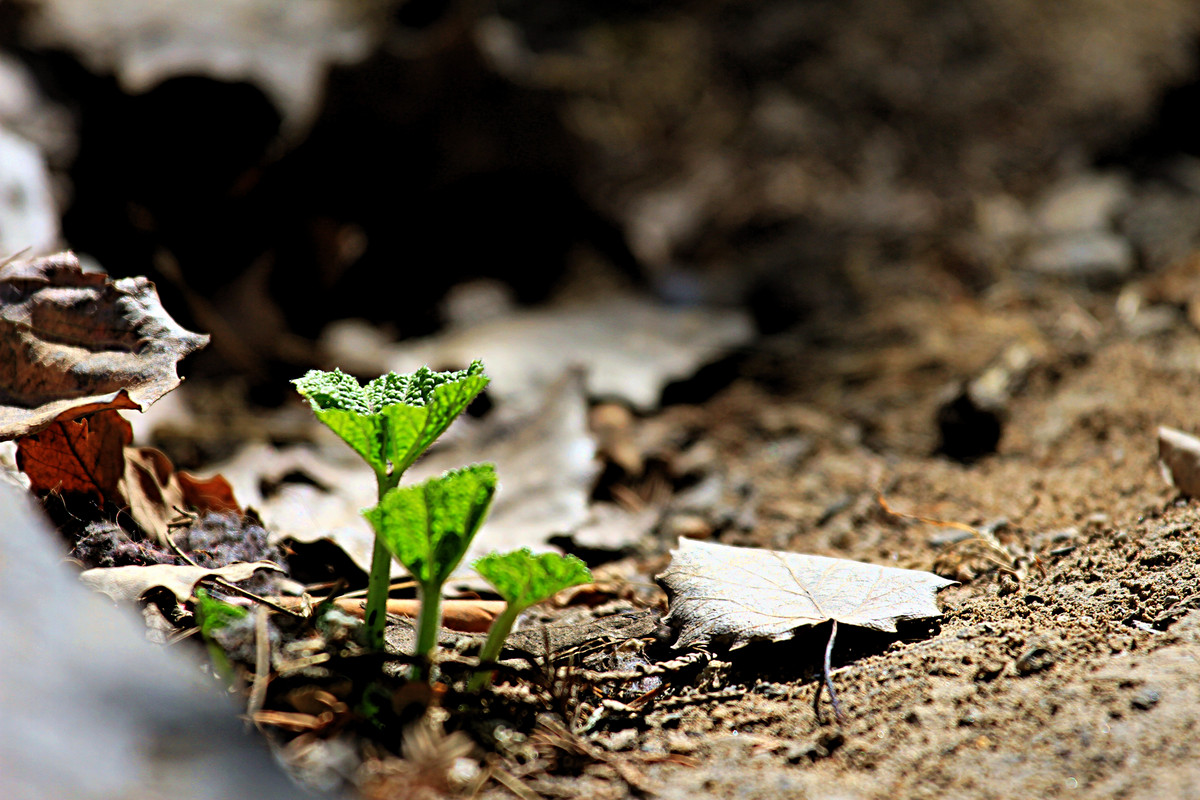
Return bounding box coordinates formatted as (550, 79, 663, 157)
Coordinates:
(15, 410, 130, 500)
(658, 538, 956, 650)
(0, 251, 209, 440)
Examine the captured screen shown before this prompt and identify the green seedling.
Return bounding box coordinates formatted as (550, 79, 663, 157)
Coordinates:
(193, 587, 249, 684)
(365, 463, 497, 678)
(293, 362, 489, 651)
(469, 548, 592, 691)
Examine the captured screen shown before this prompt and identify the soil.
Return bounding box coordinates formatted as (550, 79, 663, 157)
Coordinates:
(536, 261, 1200, 800)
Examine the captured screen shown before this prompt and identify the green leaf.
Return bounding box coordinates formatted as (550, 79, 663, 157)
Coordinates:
(365, 463, 497, 588)
(193, 587, 248, 637)
(474, 548, 592, 613)
(293, 369, 388, 472)
(382, 366, 489, 476)
(293, 363, 488, 478)
(293, 368, 374, 415)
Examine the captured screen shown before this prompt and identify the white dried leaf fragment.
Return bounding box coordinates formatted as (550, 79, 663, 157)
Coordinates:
(659, 538, 956, 649)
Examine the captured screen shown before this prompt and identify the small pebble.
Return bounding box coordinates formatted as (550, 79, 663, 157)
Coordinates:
(1015, 646, 1056, 675)
(1131, 688, 1161, 711)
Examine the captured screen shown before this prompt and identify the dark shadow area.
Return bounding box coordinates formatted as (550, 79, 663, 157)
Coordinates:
(717, 618, 944, 688)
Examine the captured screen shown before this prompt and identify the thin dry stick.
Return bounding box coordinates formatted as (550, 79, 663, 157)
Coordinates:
(209, 577, 305, 618)
(164, 531, 202, 568)
(877, 493, 1019, 575)
(247, 606, 271, 728)
(490, 766, 544, 800)
(813, 620, 845, 725)
(165, 527, 305, 618)
(336, 576, 417, 600)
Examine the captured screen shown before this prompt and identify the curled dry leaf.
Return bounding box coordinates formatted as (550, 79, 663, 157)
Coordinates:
(0, 251, 209, 441)
(122, 443, 241, 543)
(658, 538, 957, 650)
(80, 560, 282, 604)
(370, 294, 756, 413)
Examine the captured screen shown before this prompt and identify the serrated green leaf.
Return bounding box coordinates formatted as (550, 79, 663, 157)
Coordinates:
(383, 371, 489, 475)
(365, 463, 497, 588)
(474, 548, 592, 613)
(293, 369, 387, 472)
(317, 408, 389, 473)
(293, 368, 374, 415)
(294, 364, 488, 479)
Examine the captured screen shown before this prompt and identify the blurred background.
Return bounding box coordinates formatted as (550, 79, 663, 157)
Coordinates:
(3, 0, 1200, 420)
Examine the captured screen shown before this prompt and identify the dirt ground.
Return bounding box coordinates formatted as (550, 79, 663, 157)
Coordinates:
(535, 259, 1200, 800)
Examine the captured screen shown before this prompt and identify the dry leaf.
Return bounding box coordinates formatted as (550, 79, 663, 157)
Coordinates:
(0, 251, 209, 441)
(658, 538, 956, 649)
(16, 410, 130, 500)
(1158, 426, 1200, 497)
(17, 408, 240, 543)
(80, 560, 282, 604)
(26, 0, 374, 131)
(122, 443, 241, 543)
(334, 294, 754, 414)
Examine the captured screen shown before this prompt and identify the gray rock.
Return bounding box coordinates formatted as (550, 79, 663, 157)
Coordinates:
(1023, 231, 1135, 284)
(0, 484, 322, 800)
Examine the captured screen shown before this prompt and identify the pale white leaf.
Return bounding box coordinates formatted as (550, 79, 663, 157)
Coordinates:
(659, 538, 956, 649)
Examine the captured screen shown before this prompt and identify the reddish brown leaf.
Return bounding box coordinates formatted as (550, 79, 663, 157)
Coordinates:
(0, 251, 209, 440)
(16, 407, 241, 543)
(16, 410, 131, 500)
(176, 471, 241, 515)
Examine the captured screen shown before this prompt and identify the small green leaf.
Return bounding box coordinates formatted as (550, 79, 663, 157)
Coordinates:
(382, 364, 488, 475)
(365, 463, 497, 588)
(468, 548, 593, 691)
(293, 369, 388, 473)
(193, 587, 248, 637)
(294, 363, 488, 479)
(474, 548, 592, 613)
(293, 368, 374, 415)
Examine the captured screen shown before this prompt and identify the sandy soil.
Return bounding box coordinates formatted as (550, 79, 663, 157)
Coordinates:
(552, 260, 1200, 800)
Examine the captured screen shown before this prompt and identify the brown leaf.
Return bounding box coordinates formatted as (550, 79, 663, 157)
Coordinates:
(122, 448, 242, 543)
(658, 538, 957, 650)
(79, 560, 283, 604)
(176, 471, 241, 514)
(16, 409, 131, 499)
(0, 251, 209, 440)
(16, 407, 241, 542)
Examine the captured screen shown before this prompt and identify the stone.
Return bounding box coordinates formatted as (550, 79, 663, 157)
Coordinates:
(1023, 231, 1135, 284)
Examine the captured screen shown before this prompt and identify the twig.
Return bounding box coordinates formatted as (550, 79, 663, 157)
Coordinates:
(336, 576, 417, 600)
(164, 531, 202, 568)
(812, 620, 845, 725)
(247, 606, 271, 728)
(491, 766, 544, 800)
(207, 576, 306, 619)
